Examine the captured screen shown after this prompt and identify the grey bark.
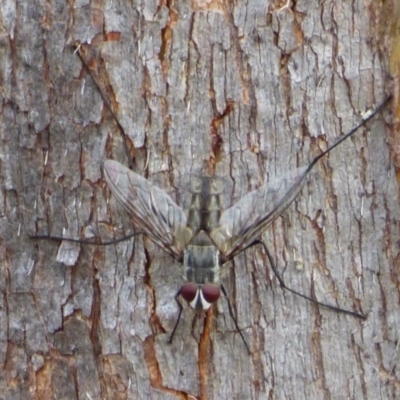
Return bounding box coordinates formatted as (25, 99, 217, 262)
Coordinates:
(0, 1, 398, 399)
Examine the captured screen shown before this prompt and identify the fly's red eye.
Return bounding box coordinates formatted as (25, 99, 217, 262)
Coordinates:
(201, 284, 220, 303)
(180, 283, 198, 302)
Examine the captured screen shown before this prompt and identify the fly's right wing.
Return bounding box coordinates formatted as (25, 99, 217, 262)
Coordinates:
(210, 166, 309, 259)
(104, 160, 193, 259)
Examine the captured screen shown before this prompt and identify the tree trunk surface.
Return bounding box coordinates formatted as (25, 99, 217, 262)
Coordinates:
(0, 1, 398, 399)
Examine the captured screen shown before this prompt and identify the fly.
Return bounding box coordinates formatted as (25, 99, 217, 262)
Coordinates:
(31, 44, 392, 353)
(100, 95, 389, 352)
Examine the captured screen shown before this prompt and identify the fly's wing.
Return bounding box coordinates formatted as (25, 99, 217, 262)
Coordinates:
(104, 160, 193, 259)
(210, 166, 309, 259)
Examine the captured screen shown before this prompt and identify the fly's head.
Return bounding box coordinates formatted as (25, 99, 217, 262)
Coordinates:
(179, 282, 221, 311)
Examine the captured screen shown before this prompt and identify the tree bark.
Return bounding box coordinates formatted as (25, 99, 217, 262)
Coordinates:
(0, 1, 398, 399)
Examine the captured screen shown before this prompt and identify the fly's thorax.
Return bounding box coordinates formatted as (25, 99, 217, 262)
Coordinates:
(183, 230, 221, 284)
(186, 176, 224, 233)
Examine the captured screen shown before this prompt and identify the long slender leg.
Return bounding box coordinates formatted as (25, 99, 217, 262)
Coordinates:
(220, 284, 251, 354)
(30, 46, 139, 247)
(30, 231, 182, 262)
(168, 290, 184, 343)
(306, 96, 391, 172)
(29, 231, 143, 245)
(252, 239, 366, 319)
(74, 43, 134, 169)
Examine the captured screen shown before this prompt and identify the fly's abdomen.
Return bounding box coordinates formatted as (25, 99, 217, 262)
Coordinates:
(186, 177, 223, 234)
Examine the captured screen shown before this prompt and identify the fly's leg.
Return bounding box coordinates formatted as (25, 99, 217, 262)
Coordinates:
(74, 43, 134, 168)
(168, 290, 184, 344)
(252, 240, 366, 320)
(221, 285, 251, 354)
(168, 286, 251, 353)
(31, 45, 138, 246)
(306, 95, 392, 172)
(29, 232, 142, 245)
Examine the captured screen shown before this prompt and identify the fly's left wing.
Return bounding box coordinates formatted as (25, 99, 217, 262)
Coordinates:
(210, 166, 309, 259)
(104, 160, 193, 259)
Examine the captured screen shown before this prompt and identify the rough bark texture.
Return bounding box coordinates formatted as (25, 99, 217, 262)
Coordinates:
(0, 1, 398, 399)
